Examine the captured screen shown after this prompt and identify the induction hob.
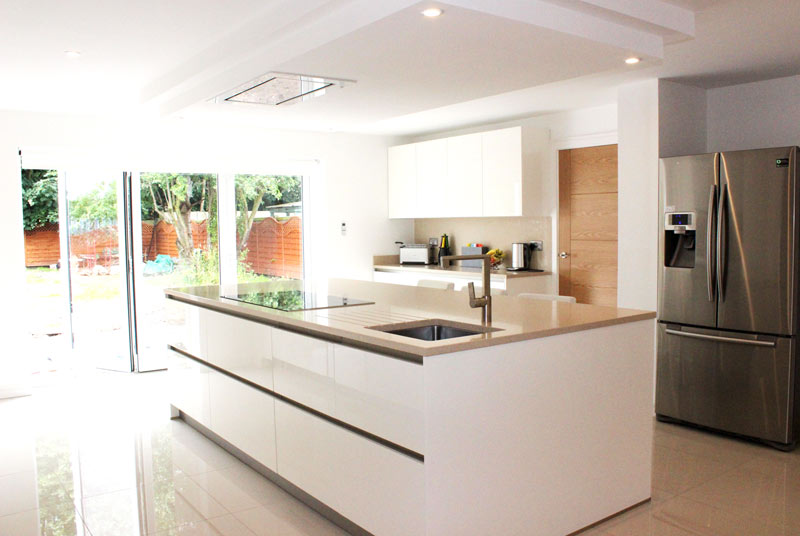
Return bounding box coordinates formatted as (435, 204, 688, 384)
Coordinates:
(222, 290, 373, 312)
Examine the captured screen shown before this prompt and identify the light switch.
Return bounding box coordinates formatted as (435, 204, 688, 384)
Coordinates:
(341, 222, 347, 236)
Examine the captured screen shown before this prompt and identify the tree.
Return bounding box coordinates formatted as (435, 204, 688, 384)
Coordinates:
(21, 169, 58, 230)
(68, 180, 117, 223)
(235, 175, 301, 255)
(141, 173, 215, 262)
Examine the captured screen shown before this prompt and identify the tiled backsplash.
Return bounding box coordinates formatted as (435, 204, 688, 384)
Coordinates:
(414, 217, 552, 272)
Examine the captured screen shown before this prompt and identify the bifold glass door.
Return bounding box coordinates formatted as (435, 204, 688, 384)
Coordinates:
(62, 169, 134, 371)
(131, 172, 219, 372)
(60, 170, 221, 372)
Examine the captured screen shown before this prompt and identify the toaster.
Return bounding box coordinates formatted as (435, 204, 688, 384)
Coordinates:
(399, 244, 435, 265)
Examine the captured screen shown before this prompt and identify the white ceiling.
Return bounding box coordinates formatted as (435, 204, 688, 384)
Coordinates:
(1, 0, 798, 135)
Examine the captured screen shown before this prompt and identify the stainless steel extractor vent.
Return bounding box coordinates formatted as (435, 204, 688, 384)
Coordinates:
(214, 72, 354, 106)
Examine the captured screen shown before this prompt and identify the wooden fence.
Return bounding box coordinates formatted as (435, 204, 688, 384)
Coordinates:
(24, 217, 303, 279)
(241, 217, 303, 280)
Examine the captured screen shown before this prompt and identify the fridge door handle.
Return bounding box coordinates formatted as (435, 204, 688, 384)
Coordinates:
(665, 328, 776, 347)
(706, 183, 717, 301)
(716, 182, 727, 300)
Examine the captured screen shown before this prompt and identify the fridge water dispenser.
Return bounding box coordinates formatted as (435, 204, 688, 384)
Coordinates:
(664, 212, 696, 268)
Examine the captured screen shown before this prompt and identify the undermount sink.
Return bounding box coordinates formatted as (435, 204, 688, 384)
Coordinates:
(368, 320, 501, 341)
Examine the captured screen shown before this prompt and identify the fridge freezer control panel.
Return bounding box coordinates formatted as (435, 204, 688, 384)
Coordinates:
(664, 212, 696, 233)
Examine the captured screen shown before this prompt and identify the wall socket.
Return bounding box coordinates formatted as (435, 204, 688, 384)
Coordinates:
(530, 240, 543, 251)
(341, 222, 347, 236)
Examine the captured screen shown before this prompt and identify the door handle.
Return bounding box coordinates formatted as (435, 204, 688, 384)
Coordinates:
(706, 183, 717, 302)
(559, 252, 569, 259)
(665, 328, 776, 347)
(716, 182, 727, 300)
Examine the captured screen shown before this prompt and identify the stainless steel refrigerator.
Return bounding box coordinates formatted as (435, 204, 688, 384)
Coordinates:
(656, 146, 800, 450)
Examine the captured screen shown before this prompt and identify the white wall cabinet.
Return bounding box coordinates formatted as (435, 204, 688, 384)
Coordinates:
(446, 133, 483, 217)
(387, 143, 417, 218)
(482, 127, 523, 217)
(387, 126, 527, 218)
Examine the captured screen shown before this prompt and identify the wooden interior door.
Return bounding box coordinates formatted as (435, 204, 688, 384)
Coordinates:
(558, 145, 618, 306)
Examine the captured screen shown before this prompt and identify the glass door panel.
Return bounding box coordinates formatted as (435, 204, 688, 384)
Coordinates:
(233, 174, 303, 284)
(133, 172, 219, 372)
(64, 169, 132, 371)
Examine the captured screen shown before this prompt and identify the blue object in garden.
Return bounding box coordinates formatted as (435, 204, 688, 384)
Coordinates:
(143, 254, 175, 275)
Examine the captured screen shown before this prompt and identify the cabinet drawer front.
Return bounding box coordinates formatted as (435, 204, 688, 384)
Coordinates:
(272, 328, 335, 415)
(209, 371, 277, 471)
(168, 351, 211, 428)
(334, 345, 424, 453)
(205, 309, 273, 390)
(275, 400, 424, 536)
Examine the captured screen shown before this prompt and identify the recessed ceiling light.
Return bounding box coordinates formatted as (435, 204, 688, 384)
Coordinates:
(64, 50, 81, 59)
(421, 7, 443, 17)
(625, 57, 641, 65)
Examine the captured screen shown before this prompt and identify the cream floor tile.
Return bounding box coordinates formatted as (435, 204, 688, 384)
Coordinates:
(78, 484, 223, 536)
(233, 501, 349, 536)
(603, 495, 792, 536)
(189, 465, 292, 513)
(167, 474, 229, 519)
(651, 487, 676, 504)
(170, 436, 242, 477)
(151, 514, 257, 536)
(654, 422, 764, 467)
(651, 445, 733, 495)
(682, 466, 800, 530)
(0, 507, 93, 536)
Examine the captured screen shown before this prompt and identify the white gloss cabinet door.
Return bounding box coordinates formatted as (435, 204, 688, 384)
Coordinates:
(271, 328, 335, 415)
(387, 143, 417, 218)
(334, 345, 424, 453)
(208, 371, 277, 471)
(168, 353, 211, 428)
(482, 127, 522, 216)
(274, 400, 425, 536)
(415, 138, 448, 218)
(447, 133, 483, 217)
(204, 310, 273, 390)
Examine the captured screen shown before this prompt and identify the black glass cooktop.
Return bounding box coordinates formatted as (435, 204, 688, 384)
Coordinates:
(222, 290, 373, 312)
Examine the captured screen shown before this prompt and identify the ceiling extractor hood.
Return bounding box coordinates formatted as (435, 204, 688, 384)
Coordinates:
(214, 72, 355, 106)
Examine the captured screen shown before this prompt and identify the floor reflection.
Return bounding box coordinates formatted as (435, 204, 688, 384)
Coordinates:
(0, 370, 347, 536)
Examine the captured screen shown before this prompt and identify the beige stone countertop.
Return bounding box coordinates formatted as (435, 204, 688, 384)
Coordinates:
(165, 279, 654, 362)
(374, 263, 550, 280)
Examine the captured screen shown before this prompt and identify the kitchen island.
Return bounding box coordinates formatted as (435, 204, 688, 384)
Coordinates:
(164, 279, 655, 536)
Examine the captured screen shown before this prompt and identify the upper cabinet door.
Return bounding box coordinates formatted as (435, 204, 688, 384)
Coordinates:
(482, 127, 522, 217)
(447, 133, 483, 217)
(415, 139, 448, 218)
(388, 144, 417, 218)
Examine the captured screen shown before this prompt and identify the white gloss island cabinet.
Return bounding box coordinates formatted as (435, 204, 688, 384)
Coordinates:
(168, 306, 425, 536)
(167, 294, 655, 536)
(387, 126, 545, 218)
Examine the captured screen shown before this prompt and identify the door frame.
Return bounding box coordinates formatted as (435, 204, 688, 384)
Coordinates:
(551, 132, 618, 299)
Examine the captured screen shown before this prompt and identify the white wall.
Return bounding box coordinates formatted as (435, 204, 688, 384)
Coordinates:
(707, 75, 800, 151)
(0, 109, 412, 394)
(658, 80, 707, 157)
(617, 80, 659, 311)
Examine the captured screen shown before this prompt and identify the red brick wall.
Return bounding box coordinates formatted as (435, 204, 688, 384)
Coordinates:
(24, 223, 60, 267)
(242, 217, 303, 279)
